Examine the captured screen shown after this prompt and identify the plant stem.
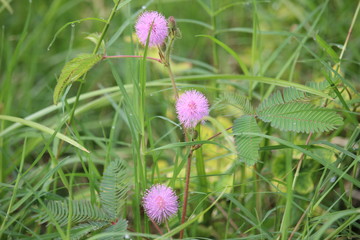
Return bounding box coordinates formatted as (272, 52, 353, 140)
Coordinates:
(166, 65, 179, 100)
(103, 55, 162, 63)
(150, 219, 163, 235)
(179, 147, 194, 239)
(280, 133, 294, 240)
(292, 133, 313, 189)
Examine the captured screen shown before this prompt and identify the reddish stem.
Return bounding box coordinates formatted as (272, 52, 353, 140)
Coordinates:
(150, 219, 163, 235)
(103, 55, 162, 63)
(179, 126, 233, 239)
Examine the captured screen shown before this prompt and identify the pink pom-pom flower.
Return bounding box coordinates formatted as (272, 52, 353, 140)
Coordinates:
(176, 90, 210, 129)
(142, 184, 179, 223)
(135, 11, 168, 47)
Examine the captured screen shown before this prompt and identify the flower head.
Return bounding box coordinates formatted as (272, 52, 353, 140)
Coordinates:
(176, 90, 210, 128)
(142, 184, 179, 223)
(135, 11, 168, 47)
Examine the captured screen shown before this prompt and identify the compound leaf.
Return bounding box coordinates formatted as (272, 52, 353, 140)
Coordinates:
(100, 159, 131, 219)
(257, 102, 343, 133)
(233, 115, 262, 165)
(40, 200, 111, 226)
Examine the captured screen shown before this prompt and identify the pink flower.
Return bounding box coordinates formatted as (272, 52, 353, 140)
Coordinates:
(135, 11, 168, 47)
(176, 90, 210, 128)
(142, 184, 178, 223)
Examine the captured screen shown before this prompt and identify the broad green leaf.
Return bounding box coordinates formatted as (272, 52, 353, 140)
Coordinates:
(256, 102, 343, 133)
(295, 174, 314, 194)
(53, 54, 103, 104)
(272, 157, 314, 194)
(233, 115, 262, 165)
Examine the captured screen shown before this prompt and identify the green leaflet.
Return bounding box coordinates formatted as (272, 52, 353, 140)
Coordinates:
(53, 54, 103, 105)
(256, 88, 343, 133)
(257, 102, 343, 133)
(39, 159, 130, 237)
(40, 200, 111, 226)
(100, 160, 131, 218)
(69, 221, 110, 240)
(213, 93, 254, 115)
(233, 115, 262, 165)
(256, 87, 308, 113)
(99, 219, 128, 240)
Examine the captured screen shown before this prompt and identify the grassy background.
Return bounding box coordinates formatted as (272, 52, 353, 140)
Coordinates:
(1, 0, 359, 239)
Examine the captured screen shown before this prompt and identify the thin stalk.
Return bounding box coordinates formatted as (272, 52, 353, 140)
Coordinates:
(103, 55, 162, 63)
(195, 125, 208, 193)
(254, 164, 262, 222)
(66, 164, 76, 240)
(165, 221, 172, 239)
(209, 196, 239, 232)
(210, 0, 219, 70)
(292, 133, 313, 189)
(166, 65, 179, 99)
(289, 204, 311, 240)
(280, 133, 294, 240)
(338, 1, 360, 61)
(209, 0, 219, 100)
(179, 148, 194, 239)
(150, 219, 163, 235)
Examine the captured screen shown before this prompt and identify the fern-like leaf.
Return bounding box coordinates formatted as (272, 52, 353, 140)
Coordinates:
(53, 53, 103, 104)
(100, 159, 131, 219)
(97, 219, 128, 240)
(306, 81, 331, 92)
(213, 93, 254, 115)
(257, 87, 308, 113)
(40, 200, 111, 226)
(233, 115, 262, 165)
(60, 221, 109, 240)
(256, 102, 343, 133)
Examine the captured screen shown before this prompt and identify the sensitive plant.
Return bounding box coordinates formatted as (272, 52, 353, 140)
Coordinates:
(1, 1, 360, 239)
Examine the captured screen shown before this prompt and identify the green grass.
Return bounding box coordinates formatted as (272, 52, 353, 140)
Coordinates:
(1, 0, 360, 239)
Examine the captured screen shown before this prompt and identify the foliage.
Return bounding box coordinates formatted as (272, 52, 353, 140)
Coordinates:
(38, 159, 130, 239)
(233, 115, 261, 165)
(53, 54, 103, 105)
(231, 87, 343, 164)
(1, 0, 359, 239)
